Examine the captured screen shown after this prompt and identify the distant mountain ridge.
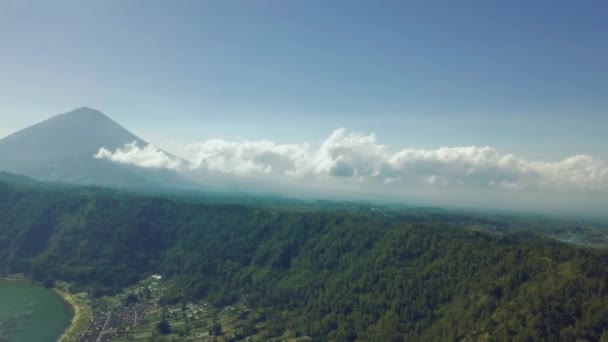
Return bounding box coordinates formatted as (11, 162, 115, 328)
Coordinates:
(0, 107, 145, 161)
(0, 107, 191, 189)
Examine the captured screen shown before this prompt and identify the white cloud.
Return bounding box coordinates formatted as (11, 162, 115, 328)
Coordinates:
(183, 139, 311, 176)
(94, 142, 183, 170)
(94, 130, 608, 192)
(314, 128, 387, 178)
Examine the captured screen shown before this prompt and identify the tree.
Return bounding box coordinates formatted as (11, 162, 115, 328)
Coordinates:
(372, 311, 403, 342)
(156, 319, 172, 335)
(124, 293, 140, 306)
(209, 322, 223, 336)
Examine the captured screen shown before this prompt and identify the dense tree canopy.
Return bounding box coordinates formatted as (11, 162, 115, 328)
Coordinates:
(1, 175, 608, 340)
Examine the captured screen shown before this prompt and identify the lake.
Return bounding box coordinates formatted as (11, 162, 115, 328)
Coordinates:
(0, 280, 71, 342)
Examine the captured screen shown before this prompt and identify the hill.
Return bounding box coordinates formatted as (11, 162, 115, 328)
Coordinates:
(0, 107, 189, 189)
(1, 177, 608, 340)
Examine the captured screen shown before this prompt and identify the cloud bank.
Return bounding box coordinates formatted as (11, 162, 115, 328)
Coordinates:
(94, 129, 608, 193)
(94, 142, 184, 170)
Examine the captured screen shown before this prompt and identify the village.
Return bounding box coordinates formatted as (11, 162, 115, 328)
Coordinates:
(62, 275, 280, 342)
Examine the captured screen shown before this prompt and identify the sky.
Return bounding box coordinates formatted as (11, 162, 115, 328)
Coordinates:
(1, 0, 607, 215)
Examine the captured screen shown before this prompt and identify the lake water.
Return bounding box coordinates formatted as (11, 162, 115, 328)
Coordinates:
(0, 280, 71, 342)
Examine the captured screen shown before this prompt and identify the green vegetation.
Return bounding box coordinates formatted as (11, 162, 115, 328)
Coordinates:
(209, 322, 222, 336)
(156, 319, 172, 335)
(1, 175, 608, 340)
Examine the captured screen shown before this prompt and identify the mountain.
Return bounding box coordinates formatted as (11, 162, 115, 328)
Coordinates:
(0, 107, 190, 189)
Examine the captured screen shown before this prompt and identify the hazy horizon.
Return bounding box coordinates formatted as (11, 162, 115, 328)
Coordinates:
(1, 1, 607, 217)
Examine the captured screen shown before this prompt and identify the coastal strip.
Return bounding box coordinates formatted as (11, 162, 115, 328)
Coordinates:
(54, 288, 92, 342)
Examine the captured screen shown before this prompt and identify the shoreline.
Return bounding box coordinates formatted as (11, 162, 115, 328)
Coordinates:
(0, 276, 91, 341)
(53, 287, 91, 342)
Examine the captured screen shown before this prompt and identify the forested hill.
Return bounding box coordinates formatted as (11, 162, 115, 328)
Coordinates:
(1, 175, 608, 340)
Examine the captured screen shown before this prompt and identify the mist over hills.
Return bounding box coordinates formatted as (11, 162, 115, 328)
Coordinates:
(0, 107, 191, 189)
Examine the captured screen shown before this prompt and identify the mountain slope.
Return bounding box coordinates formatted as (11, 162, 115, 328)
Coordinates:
(0, 107, 189, 189)
(1, 177, 608, 340)
(0, 107, 145, 161)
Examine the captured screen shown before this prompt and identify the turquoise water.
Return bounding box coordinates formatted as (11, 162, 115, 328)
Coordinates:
(0, 280, 71, 342)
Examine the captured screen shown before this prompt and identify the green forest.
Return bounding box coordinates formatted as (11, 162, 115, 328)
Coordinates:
(1, 173, 608, 341)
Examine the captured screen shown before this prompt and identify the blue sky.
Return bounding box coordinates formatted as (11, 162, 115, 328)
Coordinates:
(2, 1, 608, 214)
(1, 0, 607, 156)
